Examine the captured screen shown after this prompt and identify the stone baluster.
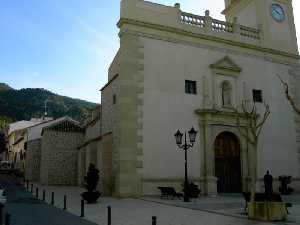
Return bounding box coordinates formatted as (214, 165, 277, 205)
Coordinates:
(204, 10, 212, 34)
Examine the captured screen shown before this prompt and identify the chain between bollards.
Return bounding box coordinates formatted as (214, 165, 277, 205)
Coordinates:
(63, 195, 67, 211)
(107, 206, 111, 225)
(51, 192, 54, 205)
(4, 213, 10, 225)
(80, 200, 84, 217)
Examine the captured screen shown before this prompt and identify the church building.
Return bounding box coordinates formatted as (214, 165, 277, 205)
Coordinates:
(99, 0, 300, 197)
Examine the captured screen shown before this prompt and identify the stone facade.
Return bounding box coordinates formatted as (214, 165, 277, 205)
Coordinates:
(98, 0, 300, 197)
(40, 128, 84, 185)
(77, 106, 103, 192)
(25, 139, 41, 182)
(23, 117, 84, 186)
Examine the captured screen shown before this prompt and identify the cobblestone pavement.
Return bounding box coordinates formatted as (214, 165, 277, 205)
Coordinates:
(2, 184, 97, 225)
(31, 183, 300, 225)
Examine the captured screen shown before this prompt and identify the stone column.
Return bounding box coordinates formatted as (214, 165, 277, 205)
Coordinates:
(199, 112, 217, 195)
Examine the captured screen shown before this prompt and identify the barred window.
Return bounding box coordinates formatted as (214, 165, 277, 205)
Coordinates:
(185, 80, 197, 95)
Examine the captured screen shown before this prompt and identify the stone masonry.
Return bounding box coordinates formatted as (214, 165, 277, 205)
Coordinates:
(25, 139, 42, 182)
(40, 128, 84, 186)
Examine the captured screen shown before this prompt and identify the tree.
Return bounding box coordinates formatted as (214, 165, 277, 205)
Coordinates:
(0, 116, 12, 130)
(278, 75, 300, 115)
(235, 101, 271, 202)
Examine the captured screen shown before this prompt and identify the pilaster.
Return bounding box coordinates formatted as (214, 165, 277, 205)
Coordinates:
(114, 30, 144, 197)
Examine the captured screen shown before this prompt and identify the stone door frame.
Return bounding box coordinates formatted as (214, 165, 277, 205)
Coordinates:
(195, 109, 252, 195)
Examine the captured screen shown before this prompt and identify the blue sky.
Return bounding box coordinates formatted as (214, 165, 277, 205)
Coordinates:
(1, 0, 299, 103)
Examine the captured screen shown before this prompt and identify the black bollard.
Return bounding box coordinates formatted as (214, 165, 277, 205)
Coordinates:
(63, 195, 67, 210)
(35, 187, 39, 199)
(80, 200, 84, 217)
(30, 184, 33, 193)
(152, 216, 157, 225)
(42, 190, 46, 201)
(0, 204, 3, 225)
(26, 180, 29, 190)
(4, 213, 10, 225)
(51, 192, 54, 205)
(107, 206, 111, 225)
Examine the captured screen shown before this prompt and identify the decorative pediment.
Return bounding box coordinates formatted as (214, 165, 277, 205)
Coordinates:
(209, 56, 242, 73)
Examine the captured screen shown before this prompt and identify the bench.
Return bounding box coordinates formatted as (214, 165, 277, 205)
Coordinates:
(157, 187, 183, 199)
(242, 192, 292, 214)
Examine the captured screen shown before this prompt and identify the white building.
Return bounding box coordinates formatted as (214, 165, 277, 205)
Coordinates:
(97, 0, 300, 197)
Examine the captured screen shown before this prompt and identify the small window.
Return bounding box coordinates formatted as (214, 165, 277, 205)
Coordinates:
(113, 94, 116, 104)
(253, 90, 263, 103)
(185, 80, 197, 94)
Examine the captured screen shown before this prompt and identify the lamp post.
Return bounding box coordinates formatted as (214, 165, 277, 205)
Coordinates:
(174, 127, 197, 202)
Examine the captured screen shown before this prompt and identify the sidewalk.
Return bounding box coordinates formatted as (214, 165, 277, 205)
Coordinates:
(28, 183, 299, 225)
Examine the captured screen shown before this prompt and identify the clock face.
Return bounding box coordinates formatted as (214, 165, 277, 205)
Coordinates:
(271, 4, 285, 22)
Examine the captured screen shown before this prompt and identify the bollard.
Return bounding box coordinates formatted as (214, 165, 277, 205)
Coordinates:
(80, 200, 84, 217)
(26, 180, 29, 190)
(42, 190, 46, 201)
(63, 195, 67, 210)
(51, 192, 54, 205)
(35, 187, 39, 199)
(4, 213, 10, 225)
(0, 204, 3, 225)
(152, 216, 157, 225)
(30, 184, 33, 193)
(107, 206, 111, 225)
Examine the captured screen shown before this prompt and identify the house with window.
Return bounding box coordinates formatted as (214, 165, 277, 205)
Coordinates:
(6, 120, 44, 172)
(25, 117, 84, 185)
(98, 0, 300, 197)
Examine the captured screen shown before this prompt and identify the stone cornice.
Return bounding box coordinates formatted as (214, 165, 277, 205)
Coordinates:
(195, 109, 249, 118)
(100, 74, 119, 92)
(118, 18, 300, 61)
(222, 0, 242, 15)
(222, 0, 292, 15)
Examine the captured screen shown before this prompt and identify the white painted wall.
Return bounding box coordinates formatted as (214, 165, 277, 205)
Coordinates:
(141, 37, 299, 181)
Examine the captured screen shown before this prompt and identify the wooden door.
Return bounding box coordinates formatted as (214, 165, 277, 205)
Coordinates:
(215, 132, 242, 193)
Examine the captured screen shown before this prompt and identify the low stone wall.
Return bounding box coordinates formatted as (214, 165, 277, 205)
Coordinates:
(40, 130, 83, 186)
(25, 139, 42, 182)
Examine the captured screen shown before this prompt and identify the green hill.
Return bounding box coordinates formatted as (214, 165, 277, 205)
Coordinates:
(0, 83, 13, 91)
(0, 84, 98, 123)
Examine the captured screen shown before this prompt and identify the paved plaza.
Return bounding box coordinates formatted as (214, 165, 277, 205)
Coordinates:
(29, 183, 300, 225)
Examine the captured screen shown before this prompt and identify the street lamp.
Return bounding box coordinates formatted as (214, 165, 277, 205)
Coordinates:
(174, 127, 197, 202)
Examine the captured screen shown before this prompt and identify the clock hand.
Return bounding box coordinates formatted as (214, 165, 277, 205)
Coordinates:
(275, 9, 281, 15)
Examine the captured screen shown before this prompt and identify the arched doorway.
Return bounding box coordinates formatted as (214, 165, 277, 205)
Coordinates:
(214, 132, 242, 193)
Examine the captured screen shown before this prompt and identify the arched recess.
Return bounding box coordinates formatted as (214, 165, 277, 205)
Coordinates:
(220, 81, 232, 107)
(214, 131, 242, 193)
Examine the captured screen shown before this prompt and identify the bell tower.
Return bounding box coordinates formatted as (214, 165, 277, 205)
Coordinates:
(222, 0, 298, 55)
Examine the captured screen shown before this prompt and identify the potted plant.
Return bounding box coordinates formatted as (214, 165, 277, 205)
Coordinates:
(81, 164, 101, 203)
